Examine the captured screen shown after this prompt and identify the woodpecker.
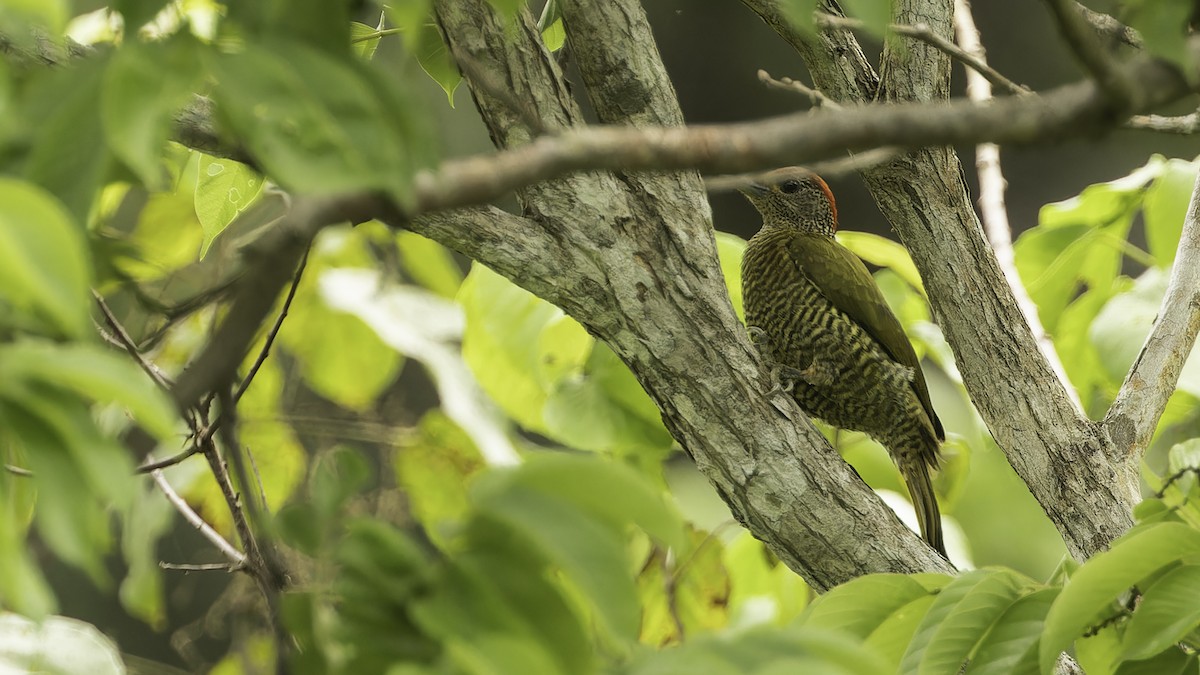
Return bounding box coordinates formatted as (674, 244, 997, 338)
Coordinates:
(739, 167, 946, 557)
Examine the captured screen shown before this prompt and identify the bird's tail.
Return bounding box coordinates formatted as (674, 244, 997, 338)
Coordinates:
(903, 462, 946, 559)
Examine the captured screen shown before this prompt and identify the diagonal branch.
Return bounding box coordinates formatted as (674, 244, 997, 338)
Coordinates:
(1043, 0, 1137, 106)
(953, 0, 1083, 413)
(1104, 172, 1200, 456)
(817, 14, 1030, 96)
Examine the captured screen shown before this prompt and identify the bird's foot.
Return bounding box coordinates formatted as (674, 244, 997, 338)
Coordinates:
(747, 325, 771, 352)
(797, 358, 837, 388)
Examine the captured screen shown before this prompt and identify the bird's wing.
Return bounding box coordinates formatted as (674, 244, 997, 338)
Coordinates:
(787, 233, 944, 441)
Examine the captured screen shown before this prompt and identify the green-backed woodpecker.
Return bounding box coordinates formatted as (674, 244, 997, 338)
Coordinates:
(739, 167, 947, 557)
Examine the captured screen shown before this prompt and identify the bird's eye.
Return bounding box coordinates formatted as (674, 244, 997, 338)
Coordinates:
(780, 179, 801, 194)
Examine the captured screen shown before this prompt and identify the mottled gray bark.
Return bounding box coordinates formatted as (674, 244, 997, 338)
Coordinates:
(424, 0, 952, 590)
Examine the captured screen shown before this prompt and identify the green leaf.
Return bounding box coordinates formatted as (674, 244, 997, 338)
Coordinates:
(1090, 268, 1200, 399)
(723, 532, 810, 625)
(473, 489, 640, 643)
(102, 36, 203, 189)
(0, 613, 125, 675)
(1121, 563, 1200, 660)
(460, 263, 567, 432)
(22, 58, 111, 223)
(1143, 158, 1199, 267)
(541, 18, 566, 52)
(0, 179, 90, 338)
(278, 277, 401, 411)
(867, 594, 938, 671)
(396, 232, 464, 299)
(803, 573, 936, 638)
(0, 401, 113, 584)
(542, 345, 673, 457)
(454, 521, 593, 674)
(1040, 522, 1200, 673)
(900, 569, 1028, 675)
(838, 230, 925, 296)
(1113, 648, 1196, 675)
(1123, 0, 1194, 75)
(777, 0, 823, 36)
(351, 16, 386, 60)
(840, 0, 893, 39)
(387, 5, 461, 105)
(0, 341, 178, 441)
(638, 527, 730, 643)
(1054, 287, 1120, 413)
(119, 479, 172, 628)
(0, 1, 68, 37)
(114, 0, 170, 31)
(622, 625, 889, 675)
(1076, 622, 1121, 675)
(212, 39, 434, 206)
(965, 587, 1059, 675)
(395, 411, 485, 544)
(268, 0, 351, 55)
(194, 154, 264, 258)
(480, 453, 685, 551)
(716, 231, 747, 321)
(1018, 160, 1158, 331)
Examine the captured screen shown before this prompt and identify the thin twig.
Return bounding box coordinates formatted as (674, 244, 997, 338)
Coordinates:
(234, 247, 309, 403)
(1126, 110, 1200, 135)
(215, 388, 290, 667)
(953, 0, 1083, 413)
(1043, 0, 1136, 107)
(148, 463, 247, 568)
(704, 147, 904, 192)
(1105, 171, 1200, 456)
(136, 445, 202, 473)
(758, 69, 843, 109)
(160, 561, 241, 572)
(817, 14, 1030, 97)
(93, 290, 174, 391)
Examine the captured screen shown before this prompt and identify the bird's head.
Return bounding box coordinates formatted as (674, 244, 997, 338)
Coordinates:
(738, 167, 838, 235)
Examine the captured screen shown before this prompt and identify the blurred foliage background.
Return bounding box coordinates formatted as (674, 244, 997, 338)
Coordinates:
(3, 0, 1200, 673)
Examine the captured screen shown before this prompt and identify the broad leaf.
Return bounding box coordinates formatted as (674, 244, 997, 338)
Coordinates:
(0, 179, 90, 338)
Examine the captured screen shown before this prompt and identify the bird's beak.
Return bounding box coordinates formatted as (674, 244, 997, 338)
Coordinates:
(738, 182, 770, 197)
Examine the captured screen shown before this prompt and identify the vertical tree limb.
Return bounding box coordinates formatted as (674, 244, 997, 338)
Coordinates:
(1105, 172, 1200, 456)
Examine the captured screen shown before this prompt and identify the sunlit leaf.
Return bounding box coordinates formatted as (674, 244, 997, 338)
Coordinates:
(194, 154, 264, 258)
(1142, 158, 1199, 267)
(1040, 522, 1200, 673)
(102, 35, 203, 189)
(0, 613, 125, 675)
(716, 231, 747, 321)
(0, 179, 90, 338)
(212, 39, 434, 206)
(1121, 563, 1200, 661)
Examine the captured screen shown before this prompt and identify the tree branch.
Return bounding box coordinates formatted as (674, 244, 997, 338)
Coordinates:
(1104, 172, 1200, 456)
(817, 14, 1030, 96)
(148, 463, 247, 569)
(1043, 0, 1137, 107)
(953, 0, 1082, 413)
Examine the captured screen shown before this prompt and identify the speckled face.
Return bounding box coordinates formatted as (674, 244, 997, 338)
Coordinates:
(739, 167, 838, 235)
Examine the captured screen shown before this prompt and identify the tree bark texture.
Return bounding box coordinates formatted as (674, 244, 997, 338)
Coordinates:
(425, 0, 953, 590)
